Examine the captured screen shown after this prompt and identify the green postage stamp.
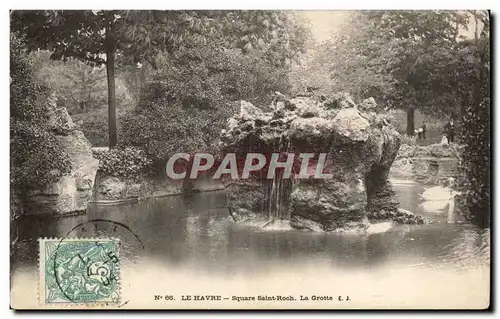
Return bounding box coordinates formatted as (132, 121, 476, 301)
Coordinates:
(38, 238, 120, 306)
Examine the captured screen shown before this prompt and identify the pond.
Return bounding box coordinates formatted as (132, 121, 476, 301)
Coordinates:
(11, 180, 490, 309)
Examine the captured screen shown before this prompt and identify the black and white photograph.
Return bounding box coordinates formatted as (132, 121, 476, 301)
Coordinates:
(9, 9, 491, 310)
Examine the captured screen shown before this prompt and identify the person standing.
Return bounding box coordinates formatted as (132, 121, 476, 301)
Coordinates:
(421, 123, 427, 140)
(444, 120, 455, 143)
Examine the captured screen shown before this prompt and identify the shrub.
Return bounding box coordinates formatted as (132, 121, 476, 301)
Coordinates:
(92, 147, 153, 179)
(399, 134, 418, 146)
(458, 98, 490, 227)
(120, 100, 236, 163)
(454, 33, 490, 228)
(10, 33, 72, 192)
(10, 34, 48, 123)
(11, 120, 72, 190)
(120, 44, 290, 162)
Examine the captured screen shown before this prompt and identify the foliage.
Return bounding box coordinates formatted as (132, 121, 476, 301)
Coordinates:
(141, 45, 292, 105)
(30, 51, 135, 113)
(120, 46, 294, 162)
(120, 98, 237, 164)
(10, 33, 71, 191)
(10, 10, 148, 147)
(118, 11, 309, 103)
(11, 120, 72, 190)
(305, 10, 469, 117)
(30, 51, 108, 112)
(72, 103, 134, 147)
(459, 99, 490, 227)
(29, 51, 135, 147)
(10, 35, 48, 122)
(72, 110, 110, 147)
(29, 51, 134, 147)
(93, 147, 153, 179)
(11, 10, 309, 147)
(11, 10, 306, 68)
(118, 10, 309, 69)
(387, 109, 447, 146)
(456, 17, 490, 227)
(12, 10, 117, 66)
(120, 13, 309, 161)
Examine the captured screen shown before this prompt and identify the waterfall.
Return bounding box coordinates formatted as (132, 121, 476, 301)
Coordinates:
(265, 134, 293, 222)
(268, 175, 276, 220)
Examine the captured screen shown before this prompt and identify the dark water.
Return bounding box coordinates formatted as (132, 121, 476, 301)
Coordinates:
(11, 182, 490, 309)
(13, 183, 490, 270)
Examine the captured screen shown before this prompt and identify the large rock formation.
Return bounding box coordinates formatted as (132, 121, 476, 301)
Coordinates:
(24, 95, 99, 215)
(220, 94, 421, 231)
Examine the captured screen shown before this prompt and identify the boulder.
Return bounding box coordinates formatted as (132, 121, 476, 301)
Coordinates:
(239, 100, 265, 120)
(24, 96, 99, 215)
(331, 108, 371, 142)
(339, 93, 357, 109)
(290, 178, 367, 231)
(360, 97, 377, 111)
(97, 176, 127, 198)
(46, 94, 76, 135)
(320, 92, 358, 109)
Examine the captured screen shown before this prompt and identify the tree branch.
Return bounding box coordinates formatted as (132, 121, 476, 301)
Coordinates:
(75, 52, 106, 66)
(52, 47, 106, 66)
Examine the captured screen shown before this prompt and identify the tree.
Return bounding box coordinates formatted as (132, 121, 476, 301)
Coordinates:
(118, 12, 309, 194)
(11, 10, 309, 147)
(120, 22, 307, 163)
(118, 11, 309, 101)
(10, 10, 197, 147)
(306, 10, 470, 134)
(30, 51, 108, 113)
(11, 10, 124, 147)
(10, 33, 71, 192)
(454, 12, 490, 228)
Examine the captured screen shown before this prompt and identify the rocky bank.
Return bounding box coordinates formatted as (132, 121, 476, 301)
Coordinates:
(390, 143, 461, 185)
(92, 172, 225, 204)
(22, 95, 99, 215)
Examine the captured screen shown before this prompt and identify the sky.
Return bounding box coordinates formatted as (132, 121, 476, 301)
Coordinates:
(298, 11, 352, 43)
(298, 10, 485, 44)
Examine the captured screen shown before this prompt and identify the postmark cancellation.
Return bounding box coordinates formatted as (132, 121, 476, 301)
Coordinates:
(38, 238, 120, 306)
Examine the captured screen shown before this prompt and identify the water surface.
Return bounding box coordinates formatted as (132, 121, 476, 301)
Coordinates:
(11, 181, 490, 309)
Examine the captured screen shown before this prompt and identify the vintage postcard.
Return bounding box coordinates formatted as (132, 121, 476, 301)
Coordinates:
(10, 10, 490, 310)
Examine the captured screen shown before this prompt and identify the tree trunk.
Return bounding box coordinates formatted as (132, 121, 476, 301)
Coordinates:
(472, 11, 479, 44)
(105, 20, 117, 148)
(406, 107, 415, 136)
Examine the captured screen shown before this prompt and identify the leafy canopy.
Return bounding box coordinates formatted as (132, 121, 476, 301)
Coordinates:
(303, 10, 476, 118)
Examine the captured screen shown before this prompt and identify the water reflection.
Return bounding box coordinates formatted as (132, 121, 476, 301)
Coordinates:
(392, 179, 462, 223)
(13, 183, 489, 276)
